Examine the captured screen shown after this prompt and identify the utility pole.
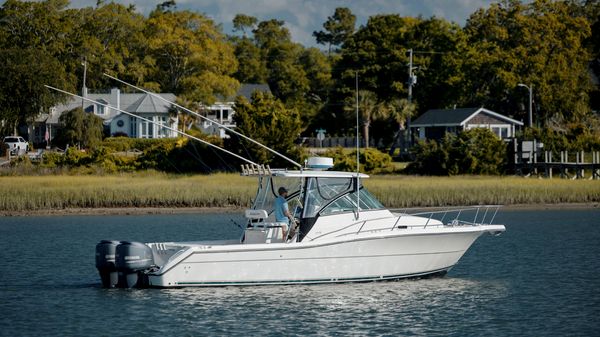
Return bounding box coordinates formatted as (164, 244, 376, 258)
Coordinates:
(81, 57, 87, 111)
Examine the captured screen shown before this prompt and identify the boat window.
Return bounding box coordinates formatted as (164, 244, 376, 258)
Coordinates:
(303, 177, 354, 218)
(251, 176, 302, 216)
(320, 187, 384, 216)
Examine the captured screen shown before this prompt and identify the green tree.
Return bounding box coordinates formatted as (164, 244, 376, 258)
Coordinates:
(0, 48, 74, 135)
(230, 15, 267, 83)
(233, 14, 258, 36)
(232, 37, 268, 83)
(313, 7, 356, 55)
(334, 14, 465, 125)
(407, 128, 507, 175)
(385, 98, 416, 154)
(57, 107, 103, 148)
(348, 90, 387, 148)
(462, 0, 593, 123)
(68, 2, 149, 90)
(226, 91, 303, 168)
(145, 9, 239, 103)
(0, 1, 76, 135)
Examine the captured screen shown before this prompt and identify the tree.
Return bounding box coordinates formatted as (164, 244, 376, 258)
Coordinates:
(347, 90, 387, 148)
(68, 2, 149, 90)
(0, 1, 76, 135)
(232, 37, 268, 83)
(313, 7, 356, 55)
(462, 0, 593, 123)
(233, 14, 257, 36)
(0, 48, 74, 136)
(145, 9, 239, 103)
(406, 128, 507, 175)
(335, 15, 465, 108)
(226, 91, 303, 168)
(57, 107, 103, 148)
(385, 98, 416, 154)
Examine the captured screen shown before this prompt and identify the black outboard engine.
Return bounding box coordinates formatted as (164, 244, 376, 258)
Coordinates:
(95, 240, 120, 288)
(115, 241, 154, 288)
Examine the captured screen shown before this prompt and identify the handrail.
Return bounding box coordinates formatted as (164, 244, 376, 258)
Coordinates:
(308, 215, 396, 241)
(310, 205, 503, 241)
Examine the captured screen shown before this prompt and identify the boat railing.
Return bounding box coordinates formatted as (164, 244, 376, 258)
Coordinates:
(404, 205, 502, 229)
(311, 205, 502, 241)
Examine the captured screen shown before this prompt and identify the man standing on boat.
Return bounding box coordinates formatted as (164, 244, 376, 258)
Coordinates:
(275, 187, 295, 241)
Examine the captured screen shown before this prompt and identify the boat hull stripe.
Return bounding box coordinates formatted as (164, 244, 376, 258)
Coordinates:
(165, 266, 453, 287)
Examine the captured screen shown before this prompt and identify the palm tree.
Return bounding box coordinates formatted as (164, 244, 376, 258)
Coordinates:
(385, 98, 416, 155)
(349, 90, 387, 148)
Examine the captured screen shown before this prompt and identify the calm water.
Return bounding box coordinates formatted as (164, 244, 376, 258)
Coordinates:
(0, 209, 599, 336)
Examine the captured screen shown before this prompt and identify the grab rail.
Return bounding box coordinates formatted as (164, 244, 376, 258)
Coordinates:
(309, 205, 502, 241)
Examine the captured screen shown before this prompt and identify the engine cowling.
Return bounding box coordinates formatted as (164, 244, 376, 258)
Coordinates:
(95, 240, 120, 288)
(115, 241, 154, 288)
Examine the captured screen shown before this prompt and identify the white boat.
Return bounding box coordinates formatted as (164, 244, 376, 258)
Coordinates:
(95, 159, 505, 288)
(46, 75, 505, 288)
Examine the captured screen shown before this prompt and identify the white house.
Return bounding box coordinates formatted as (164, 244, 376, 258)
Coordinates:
(33, 88, 178, 145)
(410, 107, 524, 141)
(200, 84, 271, 138)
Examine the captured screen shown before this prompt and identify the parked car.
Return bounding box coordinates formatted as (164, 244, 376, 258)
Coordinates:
(3, 136, 29, 155)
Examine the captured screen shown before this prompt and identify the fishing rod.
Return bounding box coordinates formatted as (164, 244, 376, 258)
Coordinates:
(44, 85, 259, 167)
(102, 73, 303, 169)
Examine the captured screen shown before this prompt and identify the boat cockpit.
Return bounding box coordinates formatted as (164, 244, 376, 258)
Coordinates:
(241, 168, 384, 245)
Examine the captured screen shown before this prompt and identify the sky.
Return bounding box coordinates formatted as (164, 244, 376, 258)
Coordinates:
(66, 0, 500, 47)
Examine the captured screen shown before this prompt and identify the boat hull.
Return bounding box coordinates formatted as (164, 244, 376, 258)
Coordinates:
(147, 226, 498, 287)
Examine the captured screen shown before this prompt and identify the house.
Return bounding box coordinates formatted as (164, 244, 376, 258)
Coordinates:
(200, 84, 271, 138)
(411, 107, 524, 141)
(32, 88, 178, 145)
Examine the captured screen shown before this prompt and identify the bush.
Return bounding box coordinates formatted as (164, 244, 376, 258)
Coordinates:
(523, 126, 600, 153)
(323, 147, 394, 174)
(406, 128, 507, 175)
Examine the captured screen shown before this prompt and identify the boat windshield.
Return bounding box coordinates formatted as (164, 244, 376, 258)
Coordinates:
(303, 177, 384, 218)
(252, 176, 303, 217)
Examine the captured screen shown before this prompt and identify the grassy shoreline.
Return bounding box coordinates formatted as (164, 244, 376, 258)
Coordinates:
(0, 173, 599, 214)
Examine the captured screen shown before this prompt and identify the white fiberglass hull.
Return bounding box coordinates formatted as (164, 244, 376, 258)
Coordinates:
(147, 225, 503, 287)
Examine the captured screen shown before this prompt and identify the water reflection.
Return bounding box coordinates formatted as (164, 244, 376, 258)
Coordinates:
(125, 277, 510, 336)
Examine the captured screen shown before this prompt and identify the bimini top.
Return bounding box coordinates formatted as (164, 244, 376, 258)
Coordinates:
(241, 164, 369, 179)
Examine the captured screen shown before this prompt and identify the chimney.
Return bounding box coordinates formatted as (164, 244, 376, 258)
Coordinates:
(111, 88, 120, 112)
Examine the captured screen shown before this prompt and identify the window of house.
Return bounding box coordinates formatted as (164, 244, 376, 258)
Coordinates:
(158, 116, 168, 138)
(96, 104, 106, 115)
(130, 117, 137, 137)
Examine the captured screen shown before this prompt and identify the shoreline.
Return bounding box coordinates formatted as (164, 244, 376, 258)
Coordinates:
(1, 203, 598, 217)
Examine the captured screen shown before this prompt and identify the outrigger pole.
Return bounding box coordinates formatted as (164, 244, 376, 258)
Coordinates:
(102, 73, 303, 169)
(44, 85, 259, 167)
(355, 72, 360, 220)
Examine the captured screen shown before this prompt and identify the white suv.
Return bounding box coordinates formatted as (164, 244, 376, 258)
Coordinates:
(3, 136, 29, 155)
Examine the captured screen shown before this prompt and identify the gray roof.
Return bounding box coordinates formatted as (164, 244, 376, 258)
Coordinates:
(40, 90, 176, 124)
(411, 107, 523, 127)
(412, 108, 480, 126)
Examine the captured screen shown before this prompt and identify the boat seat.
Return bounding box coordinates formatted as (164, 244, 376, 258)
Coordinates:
(243, 223, 285, 244)
(245, 209, 268, 220)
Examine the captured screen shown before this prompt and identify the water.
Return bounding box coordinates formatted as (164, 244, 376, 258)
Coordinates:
(0, 209, 599, 336)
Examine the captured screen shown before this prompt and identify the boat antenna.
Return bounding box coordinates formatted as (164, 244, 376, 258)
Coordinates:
(102, 73, 303, 169)
(44, 85, 259, 166)
(355, 71, 360, 220)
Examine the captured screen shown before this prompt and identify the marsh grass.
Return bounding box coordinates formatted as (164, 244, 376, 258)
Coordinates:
(0, 173, 598, 211)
